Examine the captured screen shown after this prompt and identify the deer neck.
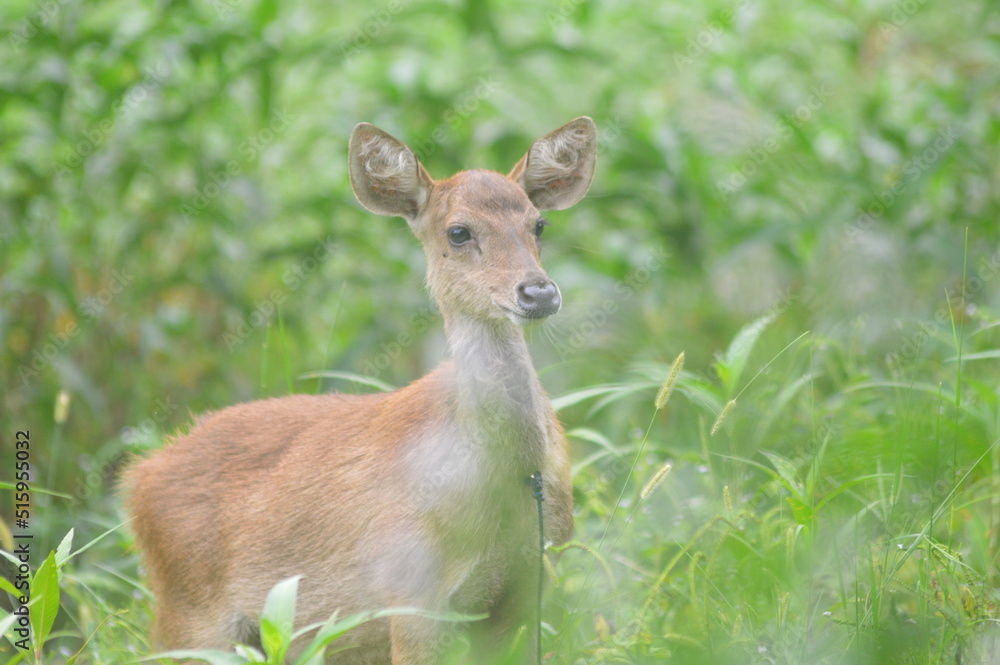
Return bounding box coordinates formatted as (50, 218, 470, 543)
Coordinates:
(443, 313, 548, 467)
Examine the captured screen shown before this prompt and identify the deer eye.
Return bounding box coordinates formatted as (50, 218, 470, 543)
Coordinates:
(534, 219, 549, 238)
(447, 226, 472, 246)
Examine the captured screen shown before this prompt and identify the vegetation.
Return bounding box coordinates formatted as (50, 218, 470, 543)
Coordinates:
(2, 0, 999, 663)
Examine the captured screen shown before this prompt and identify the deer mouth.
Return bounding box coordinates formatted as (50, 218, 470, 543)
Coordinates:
(496, 302, 558, 325)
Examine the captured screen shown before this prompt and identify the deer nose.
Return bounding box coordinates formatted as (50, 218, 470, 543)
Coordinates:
(516, 277, 561, 318)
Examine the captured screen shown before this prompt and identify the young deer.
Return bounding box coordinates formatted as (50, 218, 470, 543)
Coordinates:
(125, 117, 597, 664)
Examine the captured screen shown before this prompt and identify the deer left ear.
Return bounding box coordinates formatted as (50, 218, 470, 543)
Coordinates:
(508, 117, 597, 211)
(349, 123, 434, 222)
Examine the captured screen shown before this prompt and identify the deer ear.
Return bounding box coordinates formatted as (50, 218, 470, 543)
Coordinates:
(349, 123, 433, 221)
(508, 117, 597, 211)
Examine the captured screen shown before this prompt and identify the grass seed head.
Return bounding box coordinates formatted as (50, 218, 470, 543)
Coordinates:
(640, 462, 673, 499)
(710, 399, 736, 436)
(655, 351, 685, 409)
(54, 390, 71, 425)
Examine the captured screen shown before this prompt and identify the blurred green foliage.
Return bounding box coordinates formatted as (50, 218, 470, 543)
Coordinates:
(2, 0, 1000, 662)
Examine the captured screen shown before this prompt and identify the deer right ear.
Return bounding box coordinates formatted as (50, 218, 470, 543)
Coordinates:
(349, 123, 433, 221)
(508, 117, 597, 211)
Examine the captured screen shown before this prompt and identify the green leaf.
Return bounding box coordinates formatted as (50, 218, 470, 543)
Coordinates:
(2, 647, 28, 665)
(0, 575, 18, 596)
(589, 382, 657, 415)
(299, 370, 396, 393)
(753, 372, 816, 442)
(260, 618, 285, 664)
(566, 427, 621, 455)
(254, 0, 279, 29)
(61, 520, 129, 565)
(945, 349, 1000, 362)
(551, 384, 627, 412)
(260, 576, 300, 662)
(786, 496, 814, 525)
(676, 379, 725, 416)
(715, 311, 776, 395)
(55, 529, 74, 567)
(30, 551, 60, 657)
(760, 450, 804, 500)
(234, 644, 267, 661)
(571, 449, 621, 478)
(813, 474, 895, 514)
(0, 611, 20, 642)
(294, 607, 484, 664)
(0, 481, 72, 498)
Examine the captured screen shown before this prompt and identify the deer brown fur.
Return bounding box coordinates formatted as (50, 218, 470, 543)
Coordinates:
(124, 117, 598, 664)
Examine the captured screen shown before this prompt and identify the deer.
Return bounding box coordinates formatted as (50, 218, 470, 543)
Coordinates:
(124, 116, 597, 664)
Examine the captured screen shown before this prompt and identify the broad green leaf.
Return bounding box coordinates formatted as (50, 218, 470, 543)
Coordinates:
(786, 496, 814, 526)
(760, 450, 804, 500)
(715, 311, 776, 395)
(55, 529, 74, 567)
(234, 644, 266, 661)
(260, 576, 301, 662)
(260, 618, 286, 664)
(30, 551, 60, 656)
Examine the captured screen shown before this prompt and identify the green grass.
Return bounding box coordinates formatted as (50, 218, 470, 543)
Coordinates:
(5, 307, 1000, 663)
(3, 0, 1000, 662)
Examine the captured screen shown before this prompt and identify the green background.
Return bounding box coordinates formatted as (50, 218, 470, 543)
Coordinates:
(2, 0, 1000, 662)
